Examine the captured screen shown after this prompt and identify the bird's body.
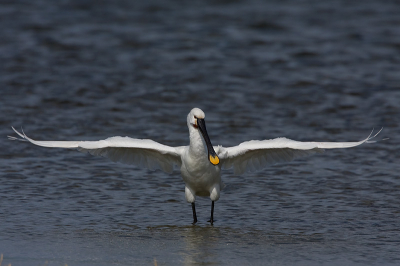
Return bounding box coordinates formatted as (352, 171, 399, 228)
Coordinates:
(181, 110, 223, 204)
(8, 108, 382, 224)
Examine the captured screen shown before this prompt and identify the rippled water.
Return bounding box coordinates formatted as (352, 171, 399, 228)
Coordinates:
(1, 0, 399, 265)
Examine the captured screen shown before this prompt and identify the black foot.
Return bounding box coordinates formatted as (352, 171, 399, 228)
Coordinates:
(191, 202, 198, 225)
(208, 201, 215, 225)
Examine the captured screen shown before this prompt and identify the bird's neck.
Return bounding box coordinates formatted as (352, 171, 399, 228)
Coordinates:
(188, 128, 207, 157)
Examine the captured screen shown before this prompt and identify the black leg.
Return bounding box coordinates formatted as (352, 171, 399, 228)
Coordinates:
(208, 201, 215, 225)
(191, 202, 198, 224)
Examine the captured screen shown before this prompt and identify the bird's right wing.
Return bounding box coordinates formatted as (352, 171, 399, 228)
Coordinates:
(8, 127, 183, 173)
(216, 129, 382, 175)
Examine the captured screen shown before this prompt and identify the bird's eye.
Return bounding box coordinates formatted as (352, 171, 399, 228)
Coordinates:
(194, 115, 197, 119)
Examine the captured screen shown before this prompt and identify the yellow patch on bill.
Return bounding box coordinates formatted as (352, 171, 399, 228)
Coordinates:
(209, 154, 220, 165)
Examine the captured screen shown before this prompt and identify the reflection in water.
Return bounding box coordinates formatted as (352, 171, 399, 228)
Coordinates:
(146, 225, 330, 265)
(181, 226, 221, 265)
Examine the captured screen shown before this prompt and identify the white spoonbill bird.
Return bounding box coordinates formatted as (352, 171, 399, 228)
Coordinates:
(8, 108, 382, 224)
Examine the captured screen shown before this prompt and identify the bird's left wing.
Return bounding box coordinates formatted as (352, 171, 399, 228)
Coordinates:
(8, 127, 182, 173)
(216, 129, 382, 175)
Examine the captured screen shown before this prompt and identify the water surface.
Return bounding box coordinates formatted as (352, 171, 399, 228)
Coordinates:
(1, 0, 399, 265)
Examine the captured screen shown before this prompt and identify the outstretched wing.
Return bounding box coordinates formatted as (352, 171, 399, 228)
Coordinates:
(8, 127, 182, 173)
(216, 129, 382, 175)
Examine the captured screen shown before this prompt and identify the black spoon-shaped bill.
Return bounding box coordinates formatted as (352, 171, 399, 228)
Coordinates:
(196, 118, 220, 165)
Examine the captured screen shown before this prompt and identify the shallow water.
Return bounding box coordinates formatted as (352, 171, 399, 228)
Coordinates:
(1, 0, 400, 265)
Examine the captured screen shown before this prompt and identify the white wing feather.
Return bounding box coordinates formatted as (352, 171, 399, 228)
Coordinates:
(8, 127, 182, 173)
(217, 129, 382, 175)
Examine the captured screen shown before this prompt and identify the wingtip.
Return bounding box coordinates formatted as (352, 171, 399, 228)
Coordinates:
(365, 127, 386, 143)
(9, 126, 28, 141)
(11, 126, 26, 139)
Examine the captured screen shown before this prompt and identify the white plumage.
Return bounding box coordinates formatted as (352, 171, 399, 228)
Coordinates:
(8, 107, 382, 224)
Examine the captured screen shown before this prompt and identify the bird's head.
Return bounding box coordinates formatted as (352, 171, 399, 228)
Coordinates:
(187, 108, 219, 166)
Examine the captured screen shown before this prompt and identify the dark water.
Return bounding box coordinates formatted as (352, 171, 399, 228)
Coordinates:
(1, 0, 399, 265)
